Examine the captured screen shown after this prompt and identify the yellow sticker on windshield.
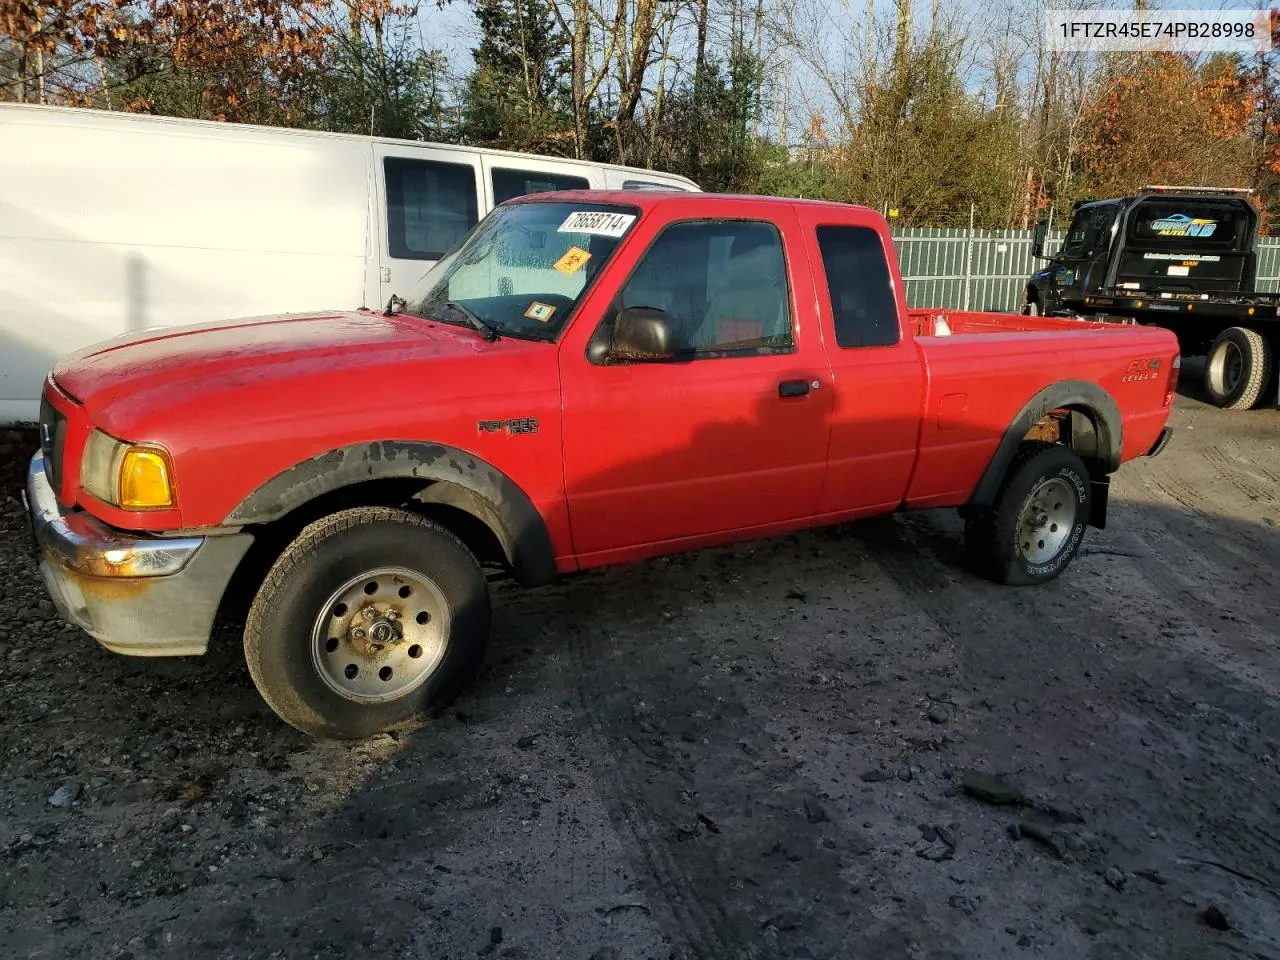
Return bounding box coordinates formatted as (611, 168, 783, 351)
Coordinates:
(524, 301, 556, 322)
(553, 246, 592, 275)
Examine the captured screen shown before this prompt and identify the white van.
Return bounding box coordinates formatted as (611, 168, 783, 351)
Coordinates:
(0, 104, 698, 425)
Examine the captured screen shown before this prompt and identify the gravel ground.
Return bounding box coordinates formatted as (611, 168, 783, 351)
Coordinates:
(3, 378, 1280, 960)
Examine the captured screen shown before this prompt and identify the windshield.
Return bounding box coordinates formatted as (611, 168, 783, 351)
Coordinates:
(402, 200, 642, 340)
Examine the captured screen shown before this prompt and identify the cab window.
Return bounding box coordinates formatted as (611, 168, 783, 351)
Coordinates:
(1061, 205, 1116, 260)
(814, 225, 900, 348)
(611, 219, 793, 357)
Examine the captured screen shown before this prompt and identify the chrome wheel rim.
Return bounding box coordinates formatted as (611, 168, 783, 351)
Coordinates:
(310, 566, 451, 703)
(1017, 477, 1076, 565)
(1210, 340, 1243, 394)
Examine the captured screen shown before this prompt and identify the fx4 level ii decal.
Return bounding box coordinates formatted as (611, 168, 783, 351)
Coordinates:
(478, 418, 539, 435)
(1122, 358, 1163, 383)
(1149, 214, 1218, 238)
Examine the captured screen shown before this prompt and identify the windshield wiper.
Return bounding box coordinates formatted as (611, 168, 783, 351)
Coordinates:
(445, 300, 499, 342)
(384, 293, 407, 316)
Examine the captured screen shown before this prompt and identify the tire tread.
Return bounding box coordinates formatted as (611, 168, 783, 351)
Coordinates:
(244, 506, 485, 738)
(1208, 327, 1272, 410)
(965, 441, 1088, 585)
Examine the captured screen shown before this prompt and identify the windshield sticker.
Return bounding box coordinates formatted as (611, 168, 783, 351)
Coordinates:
(553, 246, 592, 275)
(558, 210, 636, 237)
(1148, 214, 1218, 238)
(524, 301, 556, 323)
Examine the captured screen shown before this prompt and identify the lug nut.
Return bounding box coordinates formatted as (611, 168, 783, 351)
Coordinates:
(352, 628, 366, 640)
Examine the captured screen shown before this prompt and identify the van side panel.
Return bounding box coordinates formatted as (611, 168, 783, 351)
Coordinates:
(0, 109, 371, 424)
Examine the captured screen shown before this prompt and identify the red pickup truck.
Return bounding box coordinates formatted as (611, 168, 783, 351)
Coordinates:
(24, 191, 1178, 738)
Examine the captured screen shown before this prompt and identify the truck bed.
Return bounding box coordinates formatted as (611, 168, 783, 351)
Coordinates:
(898, 307, 1179, 512)
(907, 309, 1115, 337)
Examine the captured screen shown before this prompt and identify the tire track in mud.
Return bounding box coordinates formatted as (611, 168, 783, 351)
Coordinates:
(869, 484, 1280, 706)
(1201, 445, 1277, 506)
(553, 555, 920, 960)
(1125, 460, 1280, 628)
(855, 511, 1280, 953)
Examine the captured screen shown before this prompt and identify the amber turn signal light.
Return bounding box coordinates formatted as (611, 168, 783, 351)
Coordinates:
(119, 448, 175, 510)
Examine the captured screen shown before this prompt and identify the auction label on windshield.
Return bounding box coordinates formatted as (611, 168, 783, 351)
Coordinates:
(559, 211, 636, 237)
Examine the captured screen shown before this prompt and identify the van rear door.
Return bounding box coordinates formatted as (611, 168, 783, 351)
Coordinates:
(372, 143, 485, 305)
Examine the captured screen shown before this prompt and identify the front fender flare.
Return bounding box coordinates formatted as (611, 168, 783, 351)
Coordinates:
(968, 380, 1123, 508)
(225, 441, 557, 587)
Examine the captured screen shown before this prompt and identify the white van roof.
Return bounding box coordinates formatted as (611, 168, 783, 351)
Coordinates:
(0, 102, 701, 191)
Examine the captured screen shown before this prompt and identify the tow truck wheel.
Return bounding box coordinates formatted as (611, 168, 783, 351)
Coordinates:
(965, 441, 1091, 586)
(1205, 326, 1272, 410)
(243, 507, 490, 739)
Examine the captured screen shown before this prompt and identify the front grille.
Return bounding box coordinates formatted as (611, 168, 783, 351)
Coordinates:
(38, 392, 67, 492)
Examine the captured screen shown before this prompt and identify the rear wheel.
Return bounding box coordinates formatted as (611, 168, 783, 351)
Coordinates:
(244, 507, 491, 739)
(1204, 326, 1271, 410)
(965, 442, 1091, 586)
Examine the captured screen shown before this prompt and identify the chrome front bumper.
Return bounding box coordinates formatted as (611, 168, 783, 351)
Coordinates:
(23, 451, 253, 656)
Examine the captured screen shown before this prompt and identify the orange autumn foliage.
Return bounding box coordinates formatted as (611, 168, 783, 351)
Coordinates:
(1081, 52, 1254, 198)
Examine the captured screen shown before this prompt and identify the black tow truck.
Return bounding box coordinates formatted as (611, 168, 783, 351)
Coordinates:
(1023, 185, 1278, 409)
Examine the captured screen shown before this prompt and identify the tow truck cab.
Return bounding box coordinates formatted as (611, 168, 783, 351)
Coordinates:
(1025, 185, 1277, 410)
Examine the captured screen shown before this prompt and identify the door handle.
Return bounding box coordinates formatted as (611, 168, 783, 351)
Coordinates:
(778, 379, 810, 398)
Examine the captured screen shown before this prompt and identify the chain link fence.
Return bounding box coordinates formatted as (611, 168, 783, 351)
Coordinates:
(891, 228, 1280, 311)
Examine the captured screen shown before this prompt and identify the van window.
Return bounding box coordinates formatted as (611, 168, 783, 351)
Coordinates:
(492, 168, 590, 204)
(621, 180, 687, 191)
(814, 225, 900, 348)
(384, 156, 479, 260)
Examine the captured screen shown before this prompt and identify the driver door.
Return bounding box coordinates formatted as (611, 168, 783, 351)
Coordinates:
(1054, 203, 1117, 305)
(557, 205, 834, 563)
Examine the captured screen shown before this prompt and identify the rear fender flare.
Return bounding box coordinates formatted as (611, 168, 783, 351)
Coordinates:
(225, 441, 557, 587)
(968, 380, 1123, 509)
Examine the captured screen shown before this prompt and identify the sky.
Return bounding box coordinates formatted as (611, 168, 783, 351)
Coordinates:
(413, 0, 1279, 143)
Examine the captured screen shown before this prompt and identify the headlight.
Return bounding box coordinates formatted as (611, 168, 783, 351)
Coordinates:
(80, 429, 176, 510)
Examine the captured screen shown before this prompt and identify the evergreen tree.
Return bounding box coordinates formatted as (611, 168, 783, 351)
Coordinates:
(459, 0, 572, 152)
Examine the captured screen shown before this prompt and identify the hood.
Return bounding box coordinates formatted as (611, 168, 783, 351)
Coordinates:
(52, 310, 508, 422)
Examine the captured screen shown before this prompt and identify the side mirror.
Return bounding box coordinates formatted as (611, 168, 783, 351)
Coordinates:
(1032, 220, 1048, 259)
(607, 306, 678, 362)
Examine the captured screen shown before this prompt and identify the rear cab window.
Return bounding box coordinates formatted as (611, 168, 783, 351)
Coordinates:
(1125, 200, 1250, 250)
(814, 225, 900, 348)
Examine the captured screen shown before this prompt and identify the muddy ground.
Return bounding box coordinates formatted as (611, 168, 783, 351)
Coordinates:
(3, 372, 1280, 960)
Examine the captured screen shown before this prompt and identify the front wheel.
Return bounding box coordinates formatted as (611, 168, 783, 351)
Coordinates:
(965, 442, 1091, 586)
(244, 507, 491, 739)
